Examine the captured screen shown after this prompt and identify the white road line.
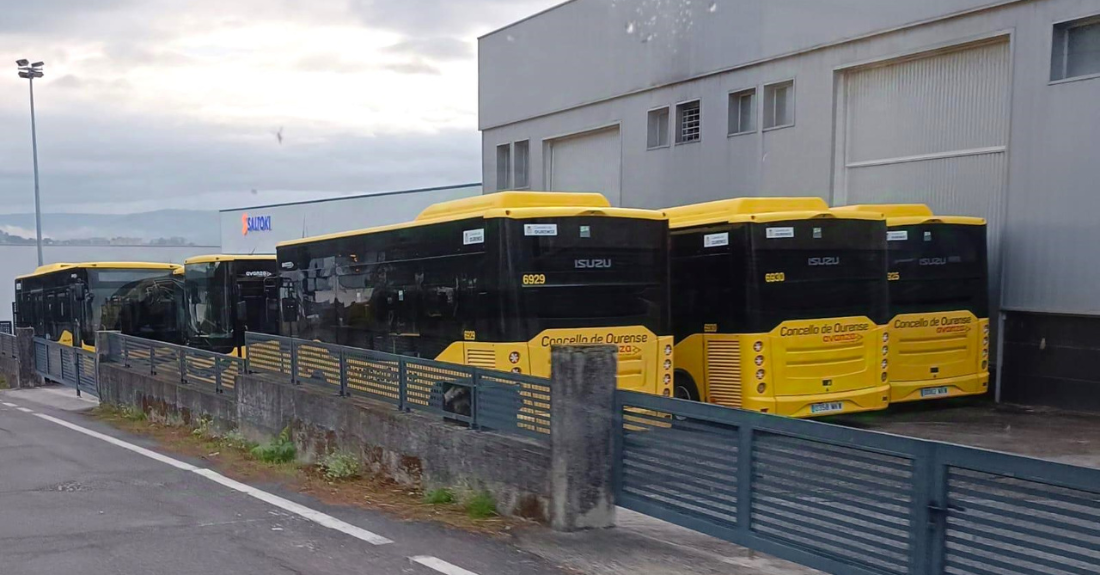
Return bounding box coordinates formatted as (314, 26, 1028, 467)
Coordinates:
(2, 402, 18, 407)
(410, 556, 481, 575)
(32, 413, 393, 546)
(16, 407, 34, 413)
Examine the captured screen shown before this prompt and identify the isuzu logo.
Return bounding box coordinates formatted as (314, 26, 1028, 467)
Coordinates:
(808, 257, 841, 266)
(919, 258, 947, 266)
(575, 259, 612, 269)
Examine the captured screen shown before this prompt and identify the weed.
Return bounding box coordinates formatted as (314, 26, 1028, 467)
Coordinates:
(120, 405, 147, 422)
(221, 429, 254, 451)
(0, 375, 8, 390)
(465, 491, 497, 519)
(424, 488, 456, 505)
(192, 417, 213, 438)
(320, 451, 360, 481)
(250, 427, 296, 464)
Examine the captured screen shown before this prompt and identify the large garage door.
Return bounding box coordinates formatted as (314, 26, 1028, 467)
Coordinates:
(836, 38, 1011, 298)
(547, 126, 621, 205)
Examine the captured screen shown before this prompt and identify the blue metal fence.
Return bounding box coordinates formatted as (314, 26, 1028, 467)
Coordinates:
(102, 333, 242, 395)
(245, 333, 551, 442)
(614, 390, 1100, 575)
(33, 338, 98, 398)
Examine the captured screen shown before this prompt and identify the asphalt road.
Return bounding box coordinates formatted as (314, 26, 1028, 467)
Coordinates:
(0, 389, 565, 575)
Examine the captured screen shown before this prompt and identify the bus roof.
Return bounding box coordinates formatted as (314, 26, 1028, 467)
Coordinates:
(666, 197, 882, 229)
(16, 262, 182, 281)
(185, 254, 277, 265)
(278, 191, 667, 248)
(834, 204, 986, 227)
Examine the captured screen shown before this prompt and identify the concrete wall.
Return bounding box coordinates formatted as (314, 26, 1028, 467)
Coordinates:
(236, 373, 551, 521)
(98, 363, 239, 432)
(0, 354, 17, 389)
(481, 0, 1100, 317)
(218, 184, 482, 254)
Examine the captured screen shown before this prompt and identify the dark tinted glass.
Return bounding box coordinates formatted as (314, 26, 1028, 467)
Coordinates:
(887, 224, 989, 317)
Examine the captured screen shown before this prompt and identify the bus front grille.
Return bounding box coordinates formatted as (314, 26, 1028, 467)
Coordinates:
(465, 347, 496, 369)
(706, 340, 742, 408)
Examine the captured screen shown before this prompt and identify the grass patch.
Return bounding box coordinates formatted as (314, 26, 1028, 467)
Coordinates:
(0, 375, 8, 390)
(250, 427, 296, 464)
(424, 488, 456, 505)
(465, 492, 497, 519)
(119, 405, 147, 422)
(320, 451, 360, 481)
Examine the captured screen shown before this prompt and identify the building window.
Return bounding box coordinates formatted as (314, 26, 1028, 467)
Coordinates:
(513, 140, 529, 189)
(763, 80, 794, 130)
(728, 88, 756, 135)
(1052, 15, 1100, 82)
(496, 144, 511, 191)
(647, 107, 670, 149)
(676, 100, 701, 144)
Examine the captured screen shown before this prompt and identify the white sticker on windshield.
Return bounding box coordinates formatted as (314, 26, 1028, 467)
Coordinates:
(766, 227, 795, 239)
(704, 232, 729, 248)
(463, 228, 485, 245)
(887, 231, 909, 242)
(524, 224, 558, 237)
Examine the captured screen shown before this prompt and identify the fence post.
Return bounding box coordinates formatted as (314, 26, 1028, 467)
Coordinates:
(149, 345, 157, 376)
(736, 421, 755, 539)
(179, 350, 188, 384)
(214, 355, 223, 394)
(470, 369, 481, 430)
(549, 344, 617, 532)
(74, 350, 82, 397)
(398, 359, 408, 411)
(338, 348, 348, 397)
(290, 339, 299, 385)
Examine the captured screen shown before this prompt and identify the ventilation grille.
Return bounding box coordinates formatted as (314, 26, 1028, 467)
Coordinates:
(465, 347, 496, 369)
(707, 340, 742, 408)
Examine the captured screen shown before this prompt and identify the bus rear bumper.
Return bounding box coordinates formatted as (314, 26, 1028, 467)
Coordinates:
(890, 372, 989, 403)
(742, 384, 891, 418)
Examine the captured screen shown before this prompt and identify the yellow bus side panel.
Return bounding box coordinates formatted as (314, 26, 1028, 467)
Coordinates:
(887, 312, 989, 403)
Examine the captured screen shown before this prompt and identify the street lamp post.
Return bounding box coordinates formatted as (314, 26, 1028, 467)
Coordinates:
(16, 59, 44, 266)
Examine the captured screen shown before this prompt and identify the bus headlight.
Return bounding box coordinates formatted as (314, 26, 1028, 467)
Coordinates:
(664, 344, 673, 356)
(982, 360, 988, 370)
(983, 324, 990, 334)
(511, 367, 522, 374)
(881, 359, 889, 370)
(881, 372, 888, 382)
(755, 355, 764, 366)
(983, 337, 989, 347)
(753, 341, 764, 353)
(509, 351, 521, 364)
(662, 388, 671, 397)
(663, 374, 672, 385)
(664, 359, 672, 370)
(883, 332, 889, 343)
(756, 369, 766, 380)
(756, 383, 766, 394)
(983, 349, 989, 358)
(882, 346, 889, 356)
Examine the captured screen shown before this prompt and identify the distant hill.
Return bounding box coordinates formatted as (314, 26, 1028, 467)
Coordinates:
(0, 210, 219, 246)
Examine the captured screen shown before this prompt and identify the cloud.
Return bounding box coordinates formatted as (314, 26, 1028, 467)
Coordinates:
(385, 37, 474, 61)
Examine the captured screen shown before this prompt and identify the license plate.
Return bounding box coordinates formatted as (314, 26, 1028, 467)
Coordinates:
(811, 402, 844, 414)
(921, 386, 949, 398)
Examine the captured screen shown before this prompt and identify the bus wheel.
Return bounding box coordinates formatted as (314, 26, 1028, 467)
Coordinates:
(674, 374, 699, 402)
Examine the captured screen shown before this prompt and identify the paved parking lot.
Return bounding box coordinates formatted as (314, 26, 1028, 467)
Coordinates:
(829, 396, 1100, 468)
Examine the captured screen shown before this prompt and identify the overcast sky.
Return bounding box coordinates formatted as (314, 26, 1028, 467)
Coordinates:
(0, 0, 561, 215)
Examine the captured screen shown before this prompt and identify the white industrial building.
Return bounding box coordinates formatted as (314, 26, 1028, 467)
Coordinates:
(480, 0, 1100, 410)
(219, 184, 482, 254)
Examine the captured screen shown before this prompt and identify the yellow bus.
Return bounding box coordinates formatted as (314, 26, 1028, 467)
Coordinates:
(834, 205, 990, 403)
(14, 262, 182, 350)
(183, 255, 279, 356)
(667, 198, 891, 418)
(275, 191, 674, 397)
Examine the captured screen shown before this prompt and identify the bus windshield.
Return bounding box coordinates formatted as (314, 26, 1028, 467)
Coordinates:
(887, 224, 988, 317)
(86, 269, 179, 344)
(748, 219, 889, 331)
(185, 262, 232, 339)
(507, 217, 669, 337)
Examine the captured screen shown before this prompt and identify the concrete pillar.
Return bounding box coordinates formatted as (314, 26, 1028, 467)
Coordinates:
(14, 327, 42, 389)
(549, 344, 618, 532)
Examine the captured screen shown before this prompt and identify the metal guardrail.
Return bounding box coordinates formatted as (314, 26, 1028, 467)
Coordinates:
(33, 338, 98, 398)
(245, 333, 551, 442)
(614, 390, 1100, 575)
(0, 331, 15, 358)
(102, 333, 241, 395)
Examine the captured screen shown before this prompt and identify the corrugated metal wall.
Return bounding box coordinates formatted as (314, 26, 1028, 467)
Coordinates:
(838, 39, 1011, 303)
